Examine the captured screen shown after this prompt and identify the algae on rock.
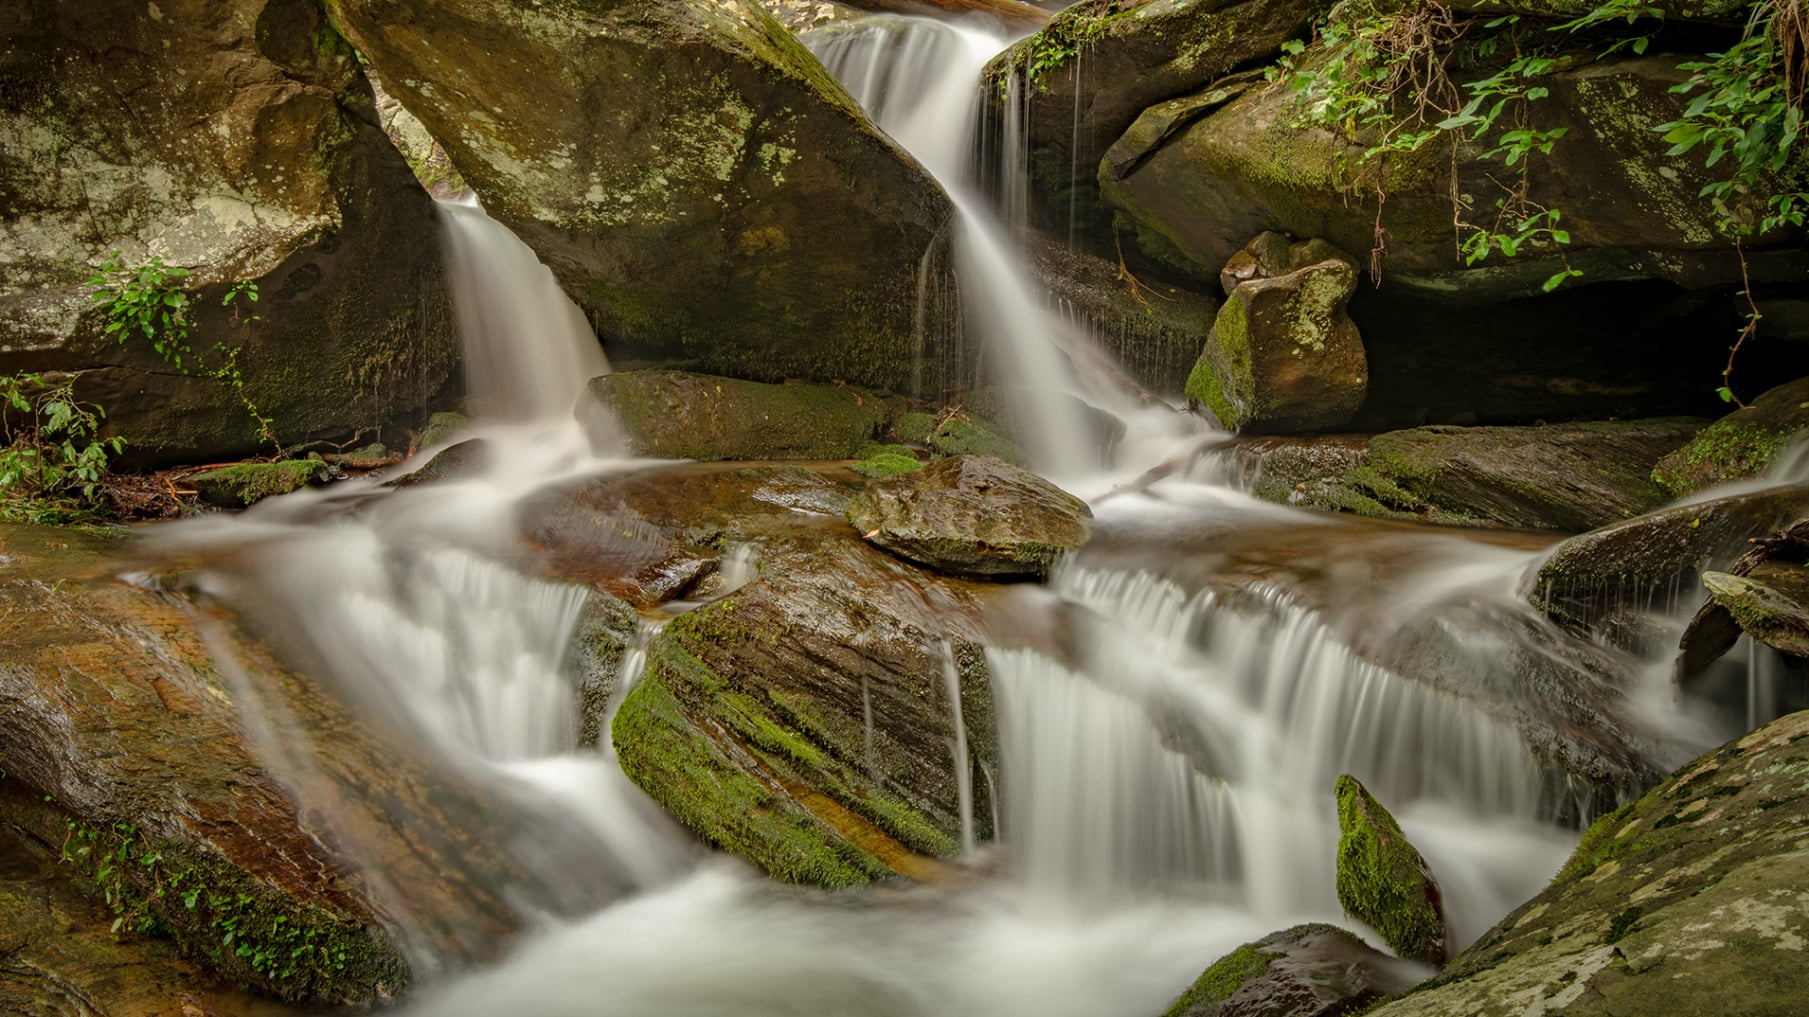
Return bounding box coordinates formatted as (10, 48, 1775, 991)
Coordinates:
(1334, 774, 1448, 967)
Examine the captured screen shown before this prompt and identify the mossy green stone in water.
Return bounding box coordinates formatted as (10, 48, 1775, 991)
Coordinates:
(419, 411, 468, 448)
(926, 415, 1029, 468)
(1334, 774, 1448, 966)
(1164, 942, 1276, 1016)
(851, 452, 924, 478)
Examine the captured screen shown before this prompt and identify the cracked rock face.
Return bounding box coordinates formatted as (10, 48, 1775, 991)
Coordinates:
(1365, 709, 1809, 1017)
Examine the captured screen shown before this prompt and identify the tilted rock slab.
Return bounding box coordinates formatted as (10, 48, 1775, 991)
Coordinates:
(1365, 710, 1809, 1017)
(0, 0, 458, 465)
(1334, 775, 1449, 967)
(331, 0, 959, 393)
(1163, 922, 1421, 1017)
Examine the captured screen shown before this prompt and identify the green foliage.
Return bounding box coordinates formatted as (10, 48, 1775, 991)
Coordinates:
(0, 372, 124, 522)
(89, 254, 281, 451)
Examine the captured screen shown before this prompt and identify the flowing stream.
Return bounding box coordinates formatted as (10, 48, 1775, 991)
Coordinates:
(130, 16, 1752, 1017)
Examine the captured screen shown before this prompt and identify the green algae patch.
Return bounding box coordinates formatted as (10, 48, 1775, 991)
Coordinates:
(850, 451, 925, 478)
(1335, 774, 1448, 966)
(1164, 941, 1277, 1016)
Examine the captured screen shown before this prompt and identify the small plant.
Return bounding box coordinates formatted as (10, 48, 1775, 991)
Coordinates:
(89, 254, 281, 450)
(0, 372, 124, 523)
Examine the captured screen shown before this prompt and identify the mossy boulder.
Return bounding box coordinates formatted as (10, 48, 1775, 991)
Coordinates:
(1652, 376, 1809, 496)
(1364, 710, 1809, 1017)
(1334, 775, 1448, 967)
(926, 413, 1032, 467)
(846, 455, 1093, 578)
(186, 458, 329, 508)
(850, 450, 926, 478)
(1528, 481, 1809, 635)
(1186, 234, 1366, 433)
(578, 371, 887, 460)
(979, 0, 1310, 242)
(1702, 562, 1809, 658)
(0, 0, 459, 467)
(1164, 922, 1421, 1017)
(331, 0, 959, 393)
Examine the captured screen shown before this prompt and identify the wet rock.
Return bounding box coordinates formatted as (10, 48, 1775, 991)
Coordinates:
(0, 526, 516, 1002)
(1364, 710, 1809, 1017)
(1676, 518, 1809, 684)
(960, 387, 1127, 467)
(569, 590, 644, 750)
(1163, 922, 1421, 1017)
(389, 438, 492, 489)
(926, 413, 1032, 468)
(1528, 482, 1809, 635)
(578, 371, 887, 461)
(1186, 234, 1366, 433)
(1334, 775, 1448, 967)
(846, 455, 1093, 579)
(979, 0, 1309, 242)
(1702, 562, 1809, 657)
(186, 459, 329, 508)
(0, 0, 459, 466)
(1652, 376, 1809, 497)
(331, 0, 959, 394)
(372, 73, 467, 199)
(1023, 234, 1218, 396)
(419, 411, 469, 449)
(527, 463, 1005, 885)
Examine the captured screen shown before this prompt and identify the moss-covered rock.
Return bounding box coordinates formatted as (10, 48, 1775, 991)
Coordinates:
(925, 414, 1032, 467)
(846, 455, 1093, 579)
(186, 458, 329, 508)
(578, 371, 887, 461)
(851, 451, 926, 478)
(1702, 561, 1809, 658)
(1364, 710, 1809, 1017)
(1334, 775, 1448, 966)
(332, 0, 959, 394)
(0, 0, 459, 467)
(979, 0, 1310, 243)
(419, 411, 469, 449)
(1528, 482, 1809, 635)
(1652, 376, 1809, 496)
(1164, 922, 1420, 1017)
(1187, 234, 1366, 434)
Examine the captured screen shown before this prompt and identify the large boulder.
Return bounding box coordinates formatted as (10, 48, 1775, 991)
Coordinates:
(521, 463, 1006, 885)
(1365, 710, 1809, 1017)
(1163, 923, 1421, 1017)
(1529, 482, 1809, 635)
(1652, 376, 1809, 497)
(846, 454, 1094, 578)
(1186, 233, 1366, 433)
(1334, 775, 1448, 967)
(330, 0, 959, 394)
(0, 0, 459, 466)
(979, 0, 1310, 241)
(577, 371, 887, 460)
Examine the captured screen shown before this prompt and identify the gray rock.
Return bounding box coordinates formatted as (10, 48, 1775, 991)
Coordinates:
(577, 371, 887, 461)
(846, 455, 1093, 578)
(1163, 922, 1421, 1017)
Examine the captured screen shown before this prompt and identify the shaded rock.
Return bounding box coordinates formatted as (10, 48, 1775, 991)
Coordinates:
(0, 796, 297, 1017)
(1652, 376, 1809, 496)
(1676, 517, 1809, 684)
(371, 73, 467, 199)
(960, 387, 1127, 466)
(186, 459, 328, 508)
(0, 0, 459, 466)
(1163, 922, 1421, 1017)
(331, 0, 959, 394)
(1334, 775, 1448, 967)
(1528, 482, 1809, 635)
(1186, 234, 1365, 433)
(1023, 233, 1218, 396)
(1206, 434, 1371, 510)
(927, 413, 1032, 467)
(1443, 0, 1750, 22)
(846, 455, 1093, 578)
(1364, 710, 1809, 1017)
(979, 0, 1310, 242)
(419, 411, 469, 449)
(389, 438, 492, 489)
(1702, 562, 1809, 657)
(578, 371, 886, 461)
(569, 590, 644, 750)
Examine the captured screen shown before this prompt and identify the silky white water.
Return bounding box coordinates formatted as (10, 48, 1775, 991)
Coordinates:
(127, 25, 1747, 1017)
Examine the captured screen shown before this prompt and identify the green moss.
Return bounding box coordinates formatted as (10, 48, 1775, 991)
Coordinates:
(1164, 941, 1277, 1016)
(1652, 418, 1795, 496)
(599, 372, 884, 460)
(927, 415, 1029, 466)
(186, 459, 327, 508)
(418, 411, 467, 448)
(1552, 801, 1637, 885)
(1334, 774, 1446, 965)
(1186, 298, 1250, 427)
(890, 412, 938, 444)
(850, 452, 923, 478)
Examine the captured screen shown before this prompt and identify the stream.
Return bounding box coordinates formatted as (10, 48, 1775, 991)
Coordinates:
(129, 15, 1757, 1015)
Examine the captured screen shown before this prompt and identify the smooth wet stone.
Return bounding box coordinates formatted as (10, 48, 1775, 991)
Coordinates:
(845, 455, 1093, 579)
(1676, 518, 1809, 684)
(1528, 482, 1809, 635)
(1164, 922, 1421, 1017)
(1364, 710, 1809, 1017)
(578, 371, 887, 461)
(186, 459, 328, 508)
(1702, 562, 1809, 657)
(1334, 775, 1448, 967)
(1652, 376, 1809, 496)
